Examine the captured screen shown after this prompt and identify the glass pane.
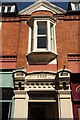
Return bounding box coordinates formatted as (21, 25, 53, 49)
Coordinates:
(2, 102, 11, 119)
(28, 103, 45, 120)
(75, 4, 79, 10)
(37, 21, 47, 35)
(79, 4, 80, 10)
(28, 102, 59, 120)
(2, 88, 13, 100)
(2, 6, 5, 13)
(8, 6, 11, 13)
(37, 37, 46, 48)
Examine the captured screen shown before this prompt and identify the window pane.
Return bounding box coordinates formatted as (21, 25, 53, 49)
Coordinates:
(75, 4, 79, 10)
(2, 102, 12, 119)
(8, 6, 11, 13)
(79, 4, 80, 10)
(2, 6, 5, 13)
(2, 88, 13, 100)
(37, 37, 46, 48)
(37, 21, 47, 35)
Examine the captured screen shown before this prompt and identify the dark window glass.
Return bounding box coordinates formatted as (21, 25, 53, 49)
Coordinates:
(2, 88, 13, 100)
(37, 21, 47, 35)
(7, 6, 11, 13)
(0, 102, 2, 120)
(2, 6, 5, 13)
(28, 102, 59, 120)
(37, 37, 46, 48)
(0, 88, 13, 119)
(2, 102, 12, 119)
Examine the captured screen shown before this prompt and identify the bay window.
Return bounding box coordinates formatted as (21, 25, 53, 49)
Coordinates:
(27, 16, 57, 64)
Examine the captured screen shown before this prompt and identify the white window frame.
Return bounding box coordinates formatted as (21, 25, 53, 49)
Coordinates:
(28, 17, 57, 54)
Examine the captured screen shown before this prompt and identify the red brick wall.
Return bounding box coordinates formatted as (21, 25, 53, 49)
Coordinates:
(1, 11, 80, 72)
(2, 21, 20, 55)
(31, 10, 53, 17)
(56, 20, 79, 69)
(16, 21, 29, 68)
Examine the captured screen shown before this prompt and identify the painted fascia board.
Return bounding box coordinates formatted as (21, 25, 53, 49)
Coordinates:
(43, 0, 66, 13)
(19, 2, 42, 15)
(19, 0, 66, 15)
(43, 2, 65, 14)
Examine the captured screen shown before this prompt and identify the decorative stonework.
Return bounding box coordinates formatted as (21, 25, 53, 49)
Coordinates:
(2, 16, 30, 22)
(13, 71, 70, 91)
(14, 80, 25, 90)
(65, 15, 80, 20)
(25, 72, 56, 81)
(25, 82, 54, 89)
(25, 81, 70, 90)
(2, 17, 20, 22)
(67, 54, 80, 61)
(0, 55, 17, 61)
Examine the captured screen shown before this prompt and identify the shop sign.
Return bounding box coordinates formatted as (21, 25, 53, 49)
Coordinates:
(71, 83, 80, 101)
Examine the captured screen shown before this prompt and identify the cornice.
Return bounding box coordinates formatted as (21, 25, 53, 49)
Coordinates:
(2, 15, 30, 22)
(68, 54, 80, 61)
(2, 14, 80, 22)
(2, 17, 20, 22)
(64, 15, 80, 20)
(0, 55, 17, 62)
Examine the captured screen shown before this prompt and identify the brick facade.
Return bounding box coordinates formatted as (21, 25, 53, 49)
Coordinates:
(1, 12, 80, 72)
(1, 1, 80, 119)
